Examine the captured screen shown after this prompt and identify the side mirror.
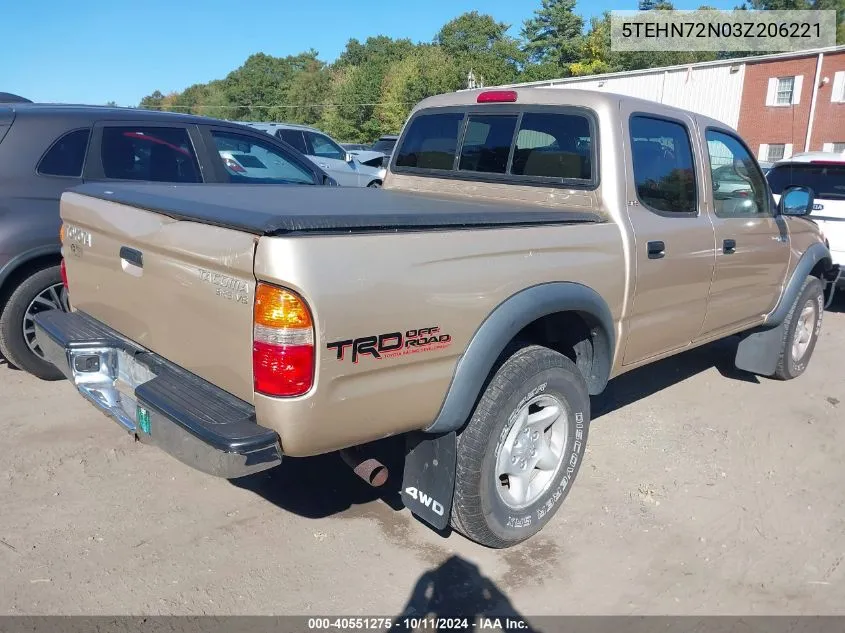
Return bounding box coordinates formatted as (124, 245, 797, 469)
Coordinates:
(345, 152, 354, 163)
(778, 185, 815, 216)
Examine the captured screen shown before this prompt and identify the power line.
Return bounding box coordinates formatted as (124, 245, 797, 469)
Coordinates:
(139, 101, 418, 110)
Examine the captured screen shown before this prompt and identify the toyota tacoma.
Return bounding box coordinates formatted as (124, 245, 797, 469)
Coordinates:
(35, 89, 836, 548)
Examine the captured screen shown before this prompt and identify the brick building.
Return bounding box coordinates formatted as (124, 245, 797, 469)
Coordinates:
(498, 46, 845, 163)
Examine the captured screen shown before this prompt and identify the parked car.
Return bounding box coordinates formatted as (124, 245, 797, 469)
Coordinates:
(38, 89, 834, 549)
(341, 143, 370, 152)
(371, 134, 399, 154)
(245, 122, 386, 187)
(371, 134, 400, 167)
(0, 92, 32, 104)
(768, 152, 845, 290)
(0, 103, 334, 380)
(341, 142, 389, 169)
(711, 163, 753, 197)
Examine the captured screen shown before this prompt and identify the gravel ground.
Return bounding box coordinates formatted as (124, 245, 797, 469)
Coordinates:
(1, 300, 844, 617)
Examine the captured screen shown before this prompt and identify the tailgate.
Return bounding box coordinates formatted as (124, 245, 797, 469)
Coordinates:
(60, 191, 257, 402)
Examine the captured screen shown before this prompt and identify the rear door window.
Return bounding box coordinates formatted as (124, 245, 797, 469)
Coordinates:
(277, 129, 308, 154)
(38, 128, 91, 177)
(101, 127, 201, 183)
(395, 113, 464, 170)
(630, 116, 697, 215)
(458, 115, 518, 174)
(767, 163, 845, 200)
(305, 132, 346, 161)
(211, 130, 316, 184)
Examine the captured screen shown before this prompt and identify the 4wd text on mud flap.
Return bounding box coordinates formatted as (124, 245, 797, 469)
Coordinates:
(327, 326, 452, 363)
(404, 486, 445, 516)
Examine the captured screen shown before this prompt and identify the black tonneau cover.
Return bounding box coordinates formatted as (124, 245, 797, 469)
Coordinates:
(69, 182, 603, 236)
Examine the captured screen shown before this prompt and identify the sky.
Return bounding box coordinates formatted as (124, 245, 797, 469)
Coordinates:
(3, 0, 736, 107)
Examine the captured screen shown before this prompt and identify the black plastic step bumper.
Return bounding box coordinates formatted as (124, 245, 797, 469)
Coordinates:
(33, 310, 282, 479)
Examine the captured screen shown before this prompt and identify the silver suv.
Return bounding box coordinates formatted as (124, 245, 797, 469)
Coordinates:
(246, 122, 386, 188)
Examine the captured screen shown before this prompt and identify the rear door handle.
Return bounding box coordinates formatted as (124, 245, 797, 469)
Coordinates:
(119, 246, 143, 268)
(647, 240, 665, 259)
(723, 239, 737, 254)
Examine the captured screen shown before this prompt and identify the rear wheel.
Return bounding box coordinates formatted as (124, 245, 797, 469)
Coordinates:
(450, 345, 590, 548)
(773, 275, 824, 380)
(0, 265, 69, 380)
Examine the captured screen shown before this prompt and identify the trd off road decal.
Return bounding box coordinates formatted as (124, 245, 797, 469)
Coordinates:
(327, 326, 452, 363)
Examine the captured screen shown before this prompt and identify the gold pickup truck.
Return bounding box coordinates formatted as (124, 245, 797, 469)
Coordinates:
(35, 89, 836, 549)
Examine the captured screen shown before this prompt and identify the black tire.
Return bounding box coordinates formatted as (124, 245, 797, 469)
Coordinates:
(367, 180, 382, 188)
(0, 265, 68, 381)
(772, 275, 824, 381)
(450, 344, 590, 548)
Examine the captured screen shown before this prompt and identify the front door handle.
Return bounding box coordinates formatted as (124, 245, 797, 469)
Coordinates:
(723, 239, 737, 254)
(647, 240, 666, 259)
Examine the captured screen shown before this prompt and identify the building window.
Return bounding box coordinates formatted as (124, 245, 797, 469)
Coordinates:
(766, 75, 803, 107)
(776, 77, 794, 105)
(832, 71, 845, 103)
(823, 142, 845, 153)
(767, 144, 786, 162)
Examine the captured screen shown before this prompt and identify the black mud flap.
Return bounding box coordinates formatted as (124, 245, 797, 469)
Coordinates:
(734, 323, 786, 377)
(401, 431, 456, 531)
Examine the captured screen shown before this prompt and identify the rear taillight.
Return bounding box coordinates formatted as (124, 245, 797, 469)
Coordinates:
(223, 157, 247, 173)
(252, 282, 314, 397)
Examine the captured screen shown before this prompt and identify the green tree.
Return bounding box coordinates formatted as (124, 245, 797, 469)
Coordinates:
(138, 90, 165, 110)
(221, 51, 325, 121)
(323, 36, 419, 141)
(570, 12, 618, 76)
(336, 36, 416, 68)
(318, 67, 360, 141)
(521, 0, 586, 72)
(380, 46, 463, 133)
(812, 0, 845, 44)
(435, 11, 524, 86)
(270, 57, 331, 125)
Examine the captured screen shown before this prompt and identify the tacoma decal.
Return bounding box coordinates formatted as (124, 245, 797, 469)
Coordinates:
(327, 326, 452, 363)
(198, 269, 250, 304)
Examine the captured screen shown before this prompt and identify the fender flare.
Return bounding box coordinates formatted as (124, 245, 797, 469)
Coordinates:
(0, 245, 62, 296)
(425, 282, 615, 434)
(765, 242, 832, 327)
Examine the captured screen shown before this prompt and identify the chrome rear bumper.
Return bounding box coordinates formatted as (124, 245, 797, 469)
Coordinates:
(34, 310, 282, 479)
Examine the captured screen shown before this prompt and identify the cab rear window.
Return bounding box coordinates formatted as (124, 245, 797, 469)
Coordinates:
(767, 163, 845, 200)
(395, 113, 463, 170)
(393, 108, 595, 186)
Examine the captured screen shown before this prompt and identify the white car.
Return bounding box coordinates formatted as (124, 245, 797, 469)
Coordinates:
(768, 152, 845, 289)
(245, 122, 386, 188)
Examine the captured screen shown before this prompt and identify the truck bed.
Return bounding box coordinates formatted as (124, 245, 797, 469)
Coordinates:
(70, 182, 603, 235)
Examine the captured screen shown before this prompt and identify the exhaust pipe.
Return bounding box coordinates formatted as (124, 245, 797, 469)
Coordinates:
(340, 447, 389, 487)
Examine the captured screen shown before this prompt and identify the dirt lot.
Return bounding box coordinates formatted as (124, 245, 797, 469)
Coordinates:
(1, 301, 844, 617)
